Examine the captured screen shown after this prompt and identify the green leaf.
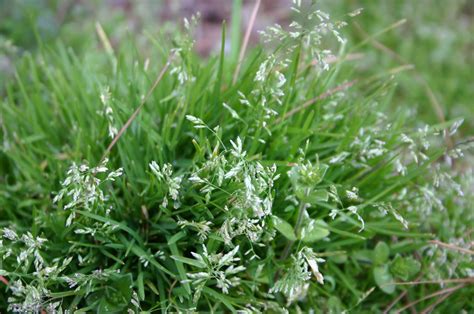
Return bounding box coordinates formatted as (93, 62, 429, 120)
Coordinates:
(212, 21, 226, 104)
(373, 241, 390, 265)
(106, 273, 133, 305)
(373, 265, 395, 294)
(96, 300, 116, 313)
(88, 273, 134, 313)
(202, 287, 237, 312)
(390, 255, 421, 281)
(353, 250, 373, 263)
(145, 280, 160, 296)
(296, 189, 329, 204)
(167, 230, 186, 245)
(301, 219, 330, 242)
(272, 215, 297, 241)
(137, 272, 145, 300)
(119, 235, 175, 278)
(171, 255, 206, 268)
(230, 0, 242, 63)
(168, 240, 192, 297)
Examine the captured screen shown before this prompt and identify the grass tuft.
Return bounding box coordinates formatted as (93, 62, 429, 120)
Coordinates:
(0, 1, 472, 312)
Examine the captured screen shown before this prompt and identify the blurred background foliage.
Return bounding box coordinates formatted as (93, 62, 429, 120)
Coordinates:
(1, 0, 472, 133)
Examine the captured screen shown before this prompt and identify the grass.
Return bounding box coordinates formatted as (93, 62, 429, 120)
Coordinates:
(325, 0, 474, 132)
(0, 1, 473, 312)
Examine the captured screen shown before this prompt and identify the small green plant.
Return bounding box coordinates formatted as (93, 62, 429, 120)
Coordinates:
(0, 0, 472, 312)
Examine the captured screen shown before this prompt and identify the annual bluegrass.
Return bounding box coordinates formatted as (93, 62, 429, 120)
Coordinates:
(0, 0, 472, 312)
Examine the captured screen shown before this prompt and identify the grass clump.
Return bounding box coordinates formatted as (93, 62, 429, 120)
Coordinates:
(0, 1, 472, 312)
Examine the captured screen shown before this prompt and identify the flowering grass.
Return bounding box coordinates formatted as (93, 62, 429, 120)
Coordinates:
(0, 1, 473, 312)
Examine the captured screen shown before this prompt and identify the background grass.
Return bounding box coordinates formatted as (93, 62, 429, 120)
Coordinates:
(1, 0, 473, 131)
(326, 0, 473, 133)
